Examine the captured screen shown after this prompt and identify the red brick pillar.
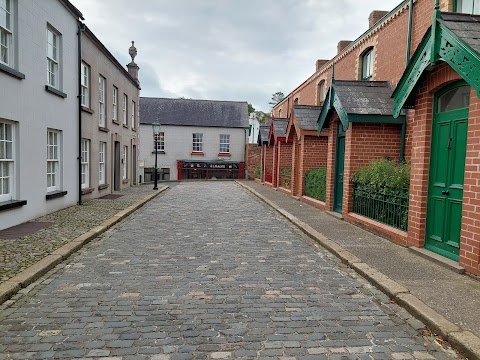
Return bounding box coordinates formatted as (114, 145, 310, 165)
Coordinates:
(325, 118, 337, 210)
(177, 161, 183, 180)
(342, 124, 354, 217)
(291, 136, 299, 195)
(298, 136, 305, 197)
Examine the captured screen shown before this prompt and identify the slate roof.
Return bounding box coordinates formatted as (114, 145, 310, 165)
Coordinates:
(439, 12, 480, 54)
(333, 80, 395, 115)
(293, 105, 322, 131)
(140, 98, 249, 128)
(258, 120, 271, 144)
(272, 119, 288, 138)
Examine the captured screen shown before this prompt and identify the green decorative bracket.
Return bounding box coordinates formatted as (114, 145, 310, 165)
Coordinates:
(317, 86, 333, 134)
(332, 91, 350, 130)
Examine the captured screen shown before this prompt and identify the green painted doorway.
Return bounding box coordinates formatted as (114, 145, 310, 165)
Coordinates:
(334, 122, 346, 213)
(425, 83, 470, 261)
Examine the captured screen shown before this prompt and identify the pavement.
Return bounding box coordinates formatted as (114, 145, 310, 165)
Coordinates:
(237, 180, 480, 359)
(0, 182, 463, 359)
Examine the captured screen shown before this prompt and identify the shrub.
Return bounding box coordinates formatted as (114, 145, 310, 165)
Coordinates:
(304, 167, 327, 202)
(351, 159, 410, 193)
(280, 167, 292, 188)
(253, 164, 261, 179)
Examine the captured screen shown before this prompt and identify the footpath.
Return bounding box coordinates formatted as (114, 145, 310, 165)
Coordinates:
(238, 180, 480, 360)
(0, 184, 169, 305)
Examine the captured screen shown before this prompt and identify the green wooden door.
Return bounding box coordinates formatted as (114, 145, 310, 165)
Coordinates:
(425, 84, 470, 261)
(334, 122, 346, 213)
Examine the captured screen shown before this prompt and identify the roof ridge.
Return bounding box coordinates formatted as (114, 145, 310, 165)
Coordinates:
(140, 97, 247, 104)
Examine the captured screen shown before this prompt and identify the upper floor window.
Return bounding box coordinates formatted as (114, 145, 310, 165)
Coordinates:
(361, 48, 374, 81)
(154, 132, 165, 152)
(192, 133, 203, 152)
(122, 94, 127, 126)
(278, 109, 282, 117)
(81, 62, 89, 107)
(294, 97, 299, 105)
(220, 134, 230, 153)
(131, 100, 135, 129)
(0, 121, 14, 202)
(318, 81, 325, 104)
(98, 76, 105, 127)
(47, 27, 61, 88)
(112, 86, 118, 121)
(456, 0, 480, 14)
(0, 0, 13, 67)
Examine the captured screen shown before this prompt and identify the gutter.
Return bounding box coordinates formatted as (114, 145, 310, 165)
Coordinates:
(77, 22, 86, 205)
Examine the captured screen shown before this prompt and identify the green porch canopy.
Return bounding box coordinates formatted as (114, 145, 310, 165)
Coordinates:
(392, 10, 480, 118)
(317, 80, 406, 134)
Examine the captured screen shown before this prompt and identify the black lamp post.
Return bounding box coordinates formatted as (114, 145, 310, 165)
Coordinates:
(152, 123, 161, 190)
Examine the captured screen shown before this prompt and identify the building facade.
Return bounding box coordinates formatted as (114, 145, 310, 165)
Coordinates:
(139, 98, 248, 181)
(265, 0, 480, 275)
(0, 0, 83, 230)
(80, 27, 140, 200)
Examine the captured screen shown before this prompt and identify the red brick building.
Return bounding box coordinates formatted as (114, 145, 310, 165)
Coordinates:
(268, 0, 480, 276)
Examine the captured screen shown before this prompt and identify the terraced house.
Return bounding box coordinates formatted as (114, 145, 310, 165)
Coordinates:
(258, 0, 480, 276)
(0, 0, 141, 231)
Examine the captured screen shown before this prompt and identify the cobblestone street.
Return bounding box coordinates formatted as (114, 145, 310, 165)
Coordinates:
(0, 182, 458, 359)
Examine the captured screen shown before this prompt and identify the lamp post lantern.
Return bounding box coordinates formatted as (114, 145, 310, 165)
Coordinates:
(152, 123, 161, 190)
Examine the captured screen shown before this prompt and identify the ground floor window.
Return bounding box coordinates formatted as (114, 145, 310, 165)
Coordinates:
(0, 121, 14, 202)
(99, 141, 106, 185)
(81, 139, 90, 188)
(122, 145, 128, 180)
(180, 161, 242, 180)
(47, 129, 61, 192)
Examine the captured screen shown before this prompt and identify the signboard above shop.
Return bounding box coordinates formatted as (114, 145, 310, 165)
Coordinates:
(182, 161, 240, 169)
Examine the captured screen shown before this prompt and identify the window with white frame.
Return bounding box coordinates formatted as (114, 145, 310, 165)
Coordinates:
(122, 145, 128, 180)
(219, 134, 230, 153)
(46, 130, 60, 192)
(361, 48, 374, 81)
(81, 139, 89, 188)
(47, 27, 60, 88)
(98, 76, 105, 127)
(81, 62, 89, 107)
(0, 121, 14, 202)
(131, 101, 135, 129)
(154, 132, 164, 152)
(457, 0, 480, 14)
(192, 133, 203, 152)
(112, 86, 118, 121)
(122, 94, 127, 126)
(99, 142, 106, 185)
(318, 81, 325, 104)
(0, 0, 13, 67)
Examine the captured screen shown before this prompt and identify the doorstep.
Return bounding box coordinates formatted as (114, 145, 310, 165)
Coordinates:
(409, 247, 465, 274)
(325, 210, 344, 220)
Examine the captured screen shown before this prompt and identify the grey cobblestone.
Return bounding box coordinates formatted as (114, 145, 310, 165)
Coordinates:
(0, 183, 458, 359)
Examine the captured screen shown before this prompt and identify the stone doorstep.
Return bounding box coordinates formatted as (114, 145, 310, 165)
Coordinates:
(0, 186, 169, 306)
(235, 181, 480, 360)
(409, 247, 465, 274)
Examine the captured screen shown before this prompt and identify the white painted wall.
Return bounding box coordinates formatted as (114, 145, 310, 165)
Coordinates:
(0, 0, 80, 230)
(139, 125, 247, 181)
(248, 113, 260, 144)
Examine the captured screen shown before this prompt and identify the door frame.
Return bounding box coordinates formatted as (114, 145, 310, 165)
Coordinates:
(425, 80, 470, 261)
(333, 121, 346, 213)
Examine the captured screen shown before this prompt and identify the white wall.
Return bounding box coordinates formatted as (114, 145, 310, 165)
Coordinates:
(248, 113, 260, 144)
(139, 125, 247, 180)
(0, 0, 79, 230)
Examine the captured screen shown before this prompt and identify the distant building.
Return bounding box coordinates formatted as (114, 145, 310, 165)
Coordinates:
(248, 113, 260, 144)
(139, 98, 248, 181)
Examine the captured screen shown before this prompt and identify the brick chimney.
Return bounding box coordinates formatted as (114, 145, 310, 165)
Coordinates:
(337, 40, 352, 54)
(316, 59, 329, 72)
(127, 41, 140, 85)
(369, 10, 388, 28)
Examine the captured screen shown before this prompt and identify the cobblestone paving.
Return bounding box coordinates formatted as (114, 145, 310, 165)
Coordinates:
(0, 182, 458, 359)
(0, 184, 167, 283)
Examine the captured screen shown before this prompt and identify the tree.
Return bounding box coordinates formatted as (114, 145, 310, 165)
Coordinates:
(269, 91, 285, 109)
(248, 103, 255, 115)
(254, 111, 272, 124)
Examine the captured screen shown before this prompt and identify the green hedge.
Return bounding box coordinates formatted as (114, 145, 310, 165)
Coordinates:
(280, 167, 292, 188)
(253, 164, 261, 179)
(304, 167, 327, 202)
(351, 159, 410, 192)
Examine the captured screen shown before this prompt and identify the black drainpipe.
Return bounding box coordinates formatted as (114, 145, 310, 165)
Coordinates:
(77, 23, 85, 205)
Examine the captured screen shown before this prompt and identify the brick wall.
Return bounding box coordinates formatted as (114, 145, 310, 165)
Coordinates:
(264, 145, 274, 184)
(246, 144, 262, 179)
(297, 135, 328, 197)
(277, 142, 293, 189)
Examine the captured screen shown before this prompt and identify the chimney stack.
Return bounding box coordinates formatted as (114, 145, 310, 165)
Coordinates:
(316, 59, 329, 72)
(369, 10, 388, 28)
(127, 41, 140, 85)
(337, 40, 352, 54)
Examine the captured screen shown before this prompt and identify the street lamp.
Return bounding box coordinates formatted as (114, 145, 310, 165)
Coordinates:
(152, 123, 161, 190)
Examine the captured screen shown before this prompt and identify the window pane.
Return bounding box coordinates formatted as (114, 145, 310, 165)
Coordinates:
(3, 176, 9, 194)
(437, 86, 471, 112)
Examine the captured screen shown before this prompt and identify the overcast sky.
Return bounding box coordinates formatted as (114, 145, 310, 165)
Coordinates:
(71, 0, 403, 112)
